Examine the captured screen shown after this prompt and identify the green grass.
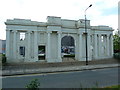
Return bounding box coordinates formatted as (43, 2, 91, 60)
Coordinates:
(104, 85, 120, 88)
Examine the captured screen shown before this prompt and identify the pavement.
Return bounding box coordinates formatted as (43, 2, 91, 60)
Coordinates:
(1, 58, 120, 76)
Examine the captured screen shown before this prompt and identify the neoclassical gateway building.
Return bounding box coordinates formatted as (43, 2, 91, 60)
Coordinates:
(5, 16, 114, 63)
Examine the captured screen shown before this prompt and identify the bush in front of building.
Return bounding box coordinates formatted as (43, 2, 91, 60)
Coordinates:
(2, 54, 6, 66)
(114, 52, 120, 60)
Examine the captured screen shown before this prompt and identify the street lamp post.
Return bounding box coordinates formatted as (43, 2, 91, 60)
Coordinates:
(84, 4, 92, 65)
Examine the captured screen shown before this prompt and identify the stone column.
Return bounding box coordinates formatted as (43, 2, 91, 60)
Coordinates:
(98, 34, 101, 57)
(106, 34, 110, 56)
(34, 31, 38, 61)
(110, 34, 113, 57)
(6, 30, 10, 58)
(46, 31, 51, 62)
(78, 33, 82, 61)
(27, 31, 31, 61)
(87, 34, 91, 60)
(57, 32, 62, 62)
(13, 30, 17, 59)
(94, 34, 98, 59)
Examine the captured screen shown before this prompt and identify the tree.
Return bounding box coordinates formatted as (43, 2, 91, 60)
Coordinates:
(113, 34, 120, 53)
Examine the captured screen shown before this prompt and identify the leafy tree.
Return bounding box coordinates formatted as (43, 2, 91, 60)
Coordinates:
(113, 34, 120, 53)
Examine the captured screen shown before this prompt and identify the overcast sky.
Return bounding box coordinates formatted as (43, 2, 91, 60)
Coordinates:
(0, 0, 119, 40)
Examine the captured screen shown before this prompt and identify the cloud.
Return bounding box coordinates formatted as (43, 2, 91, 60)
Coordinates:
(0, 0, 119, 39)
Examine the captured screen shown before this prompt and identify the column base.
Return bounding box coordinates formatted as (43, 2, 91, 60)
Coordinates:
(47, 58, 62, 63)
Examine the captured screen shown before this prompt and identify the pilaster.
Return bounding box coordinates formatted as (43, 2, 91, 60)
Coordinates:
(106, 34, 110, 56)
(34, 31, 38, 61)
(27, 31, 31, 61)
(46, 31, 51, 62)
(94, 34, 98, 59)
(98, 34, 101, 57)
(87, 34, 91, 60)
(6, 30, 10, 59)
(13, 30, 17, 60)
(57, 31, 62, 62)
(110, 34, 113, 57)
(78, 33, 83, 61)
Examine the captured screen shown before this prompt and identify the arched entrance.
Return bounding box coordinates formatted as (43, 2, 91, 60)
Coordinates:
(61, 36, 75, 62)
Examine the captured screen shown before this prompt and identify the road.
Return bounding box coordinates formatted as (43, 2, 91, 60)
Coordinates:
(2, 67, 119, 88)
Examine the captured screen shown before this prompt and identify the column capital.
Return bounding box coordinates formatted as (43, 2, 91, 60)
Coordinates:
(106, 34, 110, 37)
(47, 31, 52, 33)
(34, 31, 38, 32)
(12, 30, 17, 33)
(94, 33, 98, 35)
(27, 31, 32, 34)
(98, 34, 101, 37)
(110, 33, 113, 36)
(86, 33, 91, 36)
(6, 29, 11, 31)
(57, 31, 62, 34)
(78, 33, 83, 35)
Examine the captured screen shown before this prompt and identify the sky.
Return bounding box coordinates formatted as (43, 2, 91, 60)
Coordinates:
(0, 0, 119, 40)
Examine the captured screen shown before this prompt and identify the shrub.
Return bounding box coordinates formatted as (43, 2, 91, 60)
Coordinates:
(26, 79, 40, 90)
(114, 52, 120, 60)
(2, 54, 6, 65)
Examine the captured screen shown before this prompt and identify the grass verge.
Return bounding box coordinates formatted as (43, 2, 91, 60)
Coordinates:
(104, 85, 120, 88)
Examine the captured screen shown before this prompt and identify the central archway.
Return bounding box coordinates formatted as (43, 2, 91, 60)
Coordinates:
(61, 36, 75, 62)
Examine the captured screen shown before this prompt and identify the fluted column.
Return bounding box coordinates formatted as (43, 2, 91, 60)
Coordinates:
(98, 34, 101, 57)
(34, 31, 38, 61)
(110, 34, 113, 57)
(57, 32, 62, 62)
(87, 34, 91, 60)
(46, 31, 51, 62)
(78, 33, 82, 61)
(6, 30, 10, 58)
(27, 31, 31, 61)
(13, 30, 17, 59)
(106, 34, 110, 56)
(94, 34, 98, 59)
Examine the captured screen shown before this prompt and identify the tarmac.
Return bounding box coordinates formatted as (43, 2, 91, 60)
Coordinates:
(1, 58, 120, 76)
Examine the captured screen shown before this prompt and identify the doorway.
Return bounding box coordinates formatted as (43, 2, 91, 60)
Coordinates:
(61, 36, 75, 61)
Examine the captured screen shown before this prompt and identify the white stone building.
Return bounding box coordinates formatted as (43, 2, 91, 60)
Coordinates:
(5, 16, 114, 63)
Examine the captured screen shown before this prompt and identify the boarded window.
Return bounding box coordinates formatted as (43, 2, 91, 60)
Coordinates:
(19, 46, 25, 57)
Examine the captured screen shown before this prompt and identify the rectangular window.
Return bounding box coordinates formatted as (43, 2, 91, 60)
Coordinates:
(38, 46, 45, 60)
(20, 32, 25, 40)
(19, 46, 25, 57)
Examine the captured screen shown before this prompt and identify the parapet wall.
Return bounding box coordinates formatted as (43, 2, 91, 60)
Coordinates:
(5, 16, 113, 31)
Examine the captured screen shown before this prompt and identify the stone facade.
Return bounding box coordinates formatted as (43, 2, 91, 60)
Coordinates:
(5, 16, 114, 63)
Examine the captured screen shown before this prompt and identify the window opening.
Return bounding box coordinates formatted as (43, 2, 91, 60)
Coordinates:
(20, 32, 25, 40)
(38, 46, 45, 60)
(101, 35, 104, 42)
(19, 46, 25, 57)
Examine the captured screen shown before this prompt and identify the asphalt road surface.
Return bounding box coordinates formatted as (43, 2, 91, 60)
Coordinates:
(2, 67, 119, 88)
